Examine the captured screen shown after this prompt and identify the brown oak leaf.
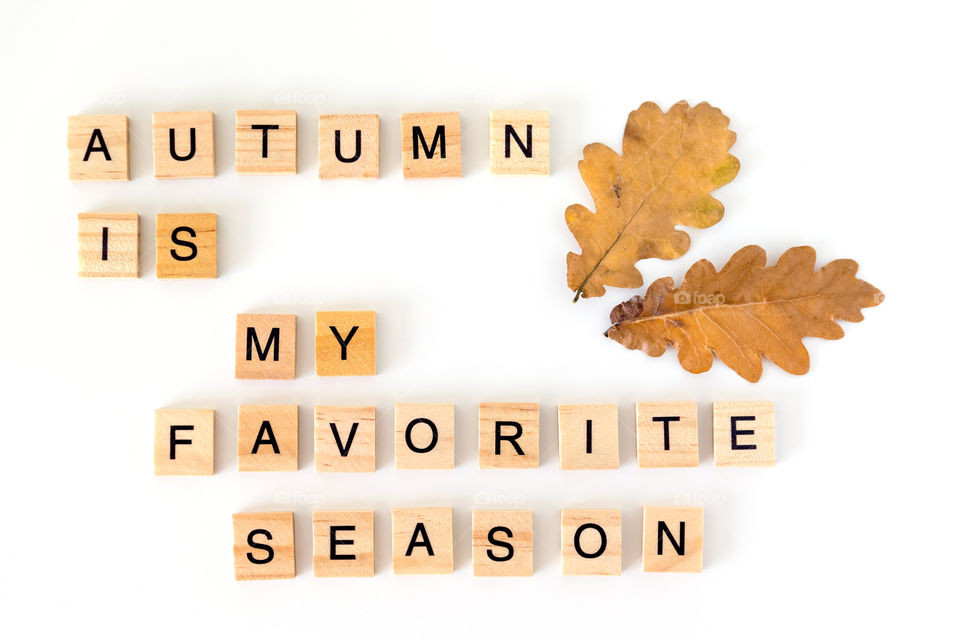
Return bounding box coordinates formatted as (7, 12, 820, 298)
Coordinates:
(566, 101, 740, 302)
(604, 246, 884, 382)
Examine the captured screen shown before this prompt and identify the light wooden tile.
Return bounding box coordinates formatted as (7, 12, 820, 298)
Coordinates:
(392, 507, 454, 574)
(237, 404, 298, 472)
(318, 114, 379, 179)
(235, 314, 297, 380)
(557, 403, 619, 470)
(235, 110, 297, 175)
(67, 115, 129, 181)
(315, 311, 375, 376)
(313, 510, 375, 577)
(561, 509, 621, 576)
(489, 110, 549, 175)
(642, 506, 703, 573)
(152, 111, 215, 179)
(77, 213, 139, 278)
(636, 401, 699, 468)
(154, 409, 214, 475)
(232, 512, 296, 580)
(394, 403, 455, 470)
(401, 112, 462, 178)
(713, 401, 775, 467)
(472, 510, 533, 577)
(478, 402, 539, 469)
(155, 213, 217, 278)
(314, 406, 376, 472)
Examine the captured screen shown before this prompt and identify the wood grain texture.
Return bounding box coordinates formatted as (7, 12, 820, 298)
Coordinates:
(713, 401, 775, 467)
(153, 409, 214, 475)
(313, 511, 375, 577)
(235, 110, 297, 175)
(77, 213, 138, 278)
(557, 403, 619, 470)
(642, 506, 703, 572)
(67, 115, 129, 181)
(489, 110, 549, 175)
(472, 510, 533, 577)
(561, 509, 621, 575)
(314, 406, 376, 472)
(235, 314, 297, 379)
(155, 213, 217, 278)
(237, 404, 298, 472)
(636, 401, 699, 467)
(318, 114, 379, 178)
(152, 111, 215, 179)
(391, 507, 454, 574)
(232, 512, 296, 580)
(478, 402, 539, 469)
(315, 311, 375, 376)
(394, 403, 455, 470)
(401, 112, 461, 178)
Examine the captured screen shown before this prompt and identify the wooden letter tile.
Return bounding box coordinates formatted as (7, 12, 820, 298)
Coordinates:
(478, 402, 539, 469)
(713, 401, 775, 467)
(642, 506, 703, 573)
(232, 512, 296, 580)
(394, 403, 455, 470)
(67, 115, 129, 181)
(77, 213, 138, 278)
(152, 111, 215, 179)
(318, 114, 379, 179)
(235, 110, 297, 175)
(561, 509, 621, 576)
(489, 110, 549, 175)
(237, 404, 298, 472)
(314, 406, 376, 472)
(235, 314, 297, 379)
(558, 404, 619, 470)
(472, 510, 533, 577)
(636, 402, 699, 468)
(313, 511, 375, 577)
(155, 213, 217, 278)
(154, 409, 214, 475)
(401, 112, 462, 178)
(392, 507, 454, 574)
(315, 311, 375, 376)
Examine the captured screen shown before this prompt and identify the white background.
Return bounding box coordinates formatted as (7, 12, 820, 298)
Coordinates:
(1, 1, 957, 637)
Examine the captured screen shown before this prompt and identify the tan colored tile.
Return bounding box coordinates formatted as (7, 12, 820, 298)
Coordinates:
(232, 512, 296, 580)
(235, 110, 297, 174)
(154, 409, 214, 475)
(713, 401, 775, 467)
(636, 402, 699, 467)
(237, 404, 298, 472)
(77, 213, 138, 278)
(401, 112, 461, 178)
(394, 403, 455, 469)
(478, 402, 539, 469)
(472, 510, 533, 577)
(313, 510, 375, 577)
(235, 314, 297, 380)
(314, 406, 376, 472)
(561, 509, 621, 576)
(642, 506, 703, 573)
(153, 111, 215, 179)
(489, 110, 549, 175)
(318, 114, 379, 178)
(558, 403, 619, 470)
(315, 311, 375, 376)
(155, 213, 217, 278)
(68, 115, 129, 181)
(392, 507, 454, 574)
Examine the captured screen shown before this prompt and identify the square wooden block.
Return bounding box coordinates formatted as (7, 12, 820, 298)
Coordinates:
(636, 401, 699, 467)
(235, 314, 297, 379)
(313, 511, 375, 577)
(713, 401, 775, 467)
(236, 110, 297, 175)
(232, 512, 296, 580)
(561, 509, 622, 576)
(237, 404, 298, 472)
(489, 110, 549, 175)
(314, 406, 376, 472)
(154, 409, 214, 475)
(394, 403, 455, 470)
(401, 112, 462, 178)
(478, 402, 539, 469)
(558, 404, 619, 470)
(68, 115, 129, 181)
(153, 111, 215, 179)
(77, 213, 139, 278)
(392, 507, 454, 574)
(315, 311, 376, 376)
(472, 510, 533, 577)
(318, 114, 379, 179)
(642, 506, 703, 573)
(155, 213, 217, 278)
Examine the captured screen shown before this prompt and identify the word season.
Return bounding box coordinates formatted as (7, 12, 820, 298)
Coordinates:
(67, 110, 550, 181)
(231, 507, 703, 579)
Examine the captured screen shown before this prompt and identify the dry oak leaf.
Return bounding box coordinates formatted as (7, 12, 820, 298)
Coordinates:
(604, 245, 884, 382)
(566, 101, 740, 302)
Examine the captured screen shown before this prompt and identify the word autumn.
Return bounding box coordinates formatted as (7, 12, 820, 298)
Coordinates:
(67, 110, 550, 181)
(232, 506, 703, 579)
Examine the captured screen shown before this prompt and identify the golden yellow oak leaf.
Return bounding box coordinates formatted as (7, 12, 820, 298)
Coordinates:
(604, 246, 884, 382)
(567, 101, 740, 302)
